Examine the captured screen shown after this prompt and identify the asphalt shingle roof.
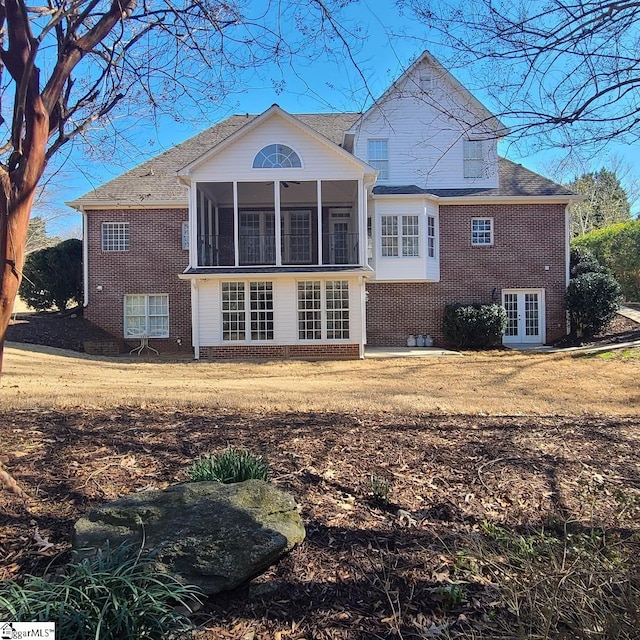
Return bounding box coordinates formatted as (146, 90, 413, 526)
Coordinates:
(71, 113, 361, 207)
(71, 113, 572, 207)
(372, 158, 574, 198)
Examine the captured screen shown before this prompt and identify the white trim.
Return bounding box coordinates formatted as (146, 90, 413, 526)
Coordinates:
(82, 211, 89, 307)
(68, 200, 187, 210)
(191, 280, 200, 359)
(471, 217, 494, 246)
(177, 105, 378, 177)
(179, 268, 373, 281)
(123, 293, 170, 339)
(501, 288, 546, 345)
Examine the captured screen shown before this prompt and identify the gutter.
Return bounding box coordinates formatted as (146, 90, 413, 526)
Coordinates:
(81, 207, 89, 308)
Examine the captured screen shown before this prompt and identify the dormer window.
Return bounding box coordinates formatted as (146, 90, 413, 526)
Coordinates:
(253, 144, 301, 168)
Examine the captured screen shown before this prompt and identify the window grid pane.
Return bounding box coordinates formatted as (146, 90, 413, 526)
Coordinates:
(427, 216, 436, 258)
(464, 140, 483, 178)
(298, 281, 321, 340)
(222, 282, 246, 341)
(253, 144, 301, 168)
(368, 139, 389, 180)
(102, 222, 129, 251)
(124, 294, 168, 338)
(326, 281, 349, 340)
(472, 218, 493, 245)
(381, 215, 399, 257)
(402, 215, 420, 257)
(250, 282, 274, 341)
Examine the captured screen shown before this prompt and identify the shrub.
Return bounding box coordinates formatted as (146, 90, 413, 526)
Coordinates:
(0, 542, 201, 640)
(565, 271, 622, 339)
(19, 238, 83, 311)
(569, 245, 607, 278)
(187, 447, 269, 483)
(573, 219, 640, 301)
(442, 303, 507, 348)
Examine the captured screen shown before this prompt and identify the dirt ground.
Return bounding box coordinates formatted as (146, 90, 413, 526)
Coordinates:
(1, 408, 639, 638)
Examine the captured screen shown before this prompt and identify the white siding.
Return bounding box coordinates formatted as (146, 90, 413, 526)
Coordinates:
(196, 276, 363, 346)
(352, 60, 500, 189)
(190, 114, 363, 182)
(369, 197, 439, 282)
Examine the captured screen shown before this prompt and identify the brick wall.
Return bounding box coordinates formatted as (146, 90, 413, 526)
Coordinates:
(366, 203, 568, 346)
(85, 208, 192, 353)
(201, 344, 360, 359)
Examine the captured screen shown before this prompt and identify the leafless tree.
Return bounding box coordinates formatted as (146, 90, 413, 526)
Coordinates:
(399, 0, 640, 152)
(0, 0, 365, 375)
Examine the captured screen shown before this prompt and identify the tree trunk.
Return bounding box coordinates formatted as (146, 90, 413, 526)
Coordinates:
(0, 187, 39, 375)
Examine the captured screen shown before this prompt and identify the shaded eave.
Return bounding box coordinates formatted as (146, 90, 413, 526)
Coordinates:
(179, 265, 374, 280)
(67, 200, 187, 211)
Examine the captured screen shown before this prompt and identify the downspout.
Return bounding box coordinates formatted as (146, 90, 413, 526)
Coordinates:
(82, 208, 89, 308)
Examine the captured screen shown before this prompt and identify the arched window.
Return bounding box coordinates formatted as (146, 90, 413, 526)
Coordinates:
(253, 144, 302, 169)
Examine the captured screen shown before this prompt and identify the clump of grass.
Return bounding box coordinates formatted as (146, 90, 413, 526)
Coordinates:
(0, 542, 202, 640)
(474, 521, 640, 639)
(368, 473, 392, 505)
(187, 447, 269, 483)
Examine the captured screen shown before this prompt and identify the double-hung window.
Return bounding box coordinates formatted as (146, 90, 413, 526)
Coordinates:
(471, 218, 494, 246)
(222, 281, 274, 341)
(427, 215, 436, 258)
(463, 140, 483, 178)
(124, 294, 169, 338)
(102, 222, 129, 251)
(380, 215, 420, 257)
(297, 281, 349, 340)
(368, 139, 388, 180)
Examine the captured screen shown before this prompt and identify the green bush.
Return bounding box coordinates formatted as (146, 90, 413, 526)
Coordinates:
(19, 238, 83, 311)
(0, 543, 201, 640)
(570, 245, 607, 278)
(565, 271, 622, 339)
(442, 303, 507, 348)
(573, 219, 640, 301)
(187, 447, 269, 483)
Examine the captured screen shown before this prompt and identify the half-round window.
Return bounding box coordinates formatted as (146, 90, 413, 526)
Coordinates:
(253, 144, 302, 169)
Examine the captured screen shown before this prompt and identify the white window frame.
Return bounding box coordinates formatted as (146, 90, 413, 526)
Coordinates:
(124, 294, 169, 338)
(253, 144, 302, 169)
(380, 214, 420, 258)
(102, 222, 129, 252)
(368, 139, 389, 180)
(221, 281, 274, 342)
(297, 280, 350, 341)
(419, 70, 433, 92)
(427, 215, 436, 258)
(471, 217, 494, 246)
(463, 140, 484, 179)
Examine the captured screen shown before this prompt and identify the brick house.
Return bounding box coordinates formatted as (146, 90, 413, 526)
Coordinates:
(70, 52, 576, 359)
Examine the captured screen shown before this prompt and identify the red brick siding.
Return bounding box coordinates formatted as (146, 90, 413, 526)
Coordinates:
(202, 344, 359, 359)
(366, 203, 568, 346)
(85, 208, 192, 353)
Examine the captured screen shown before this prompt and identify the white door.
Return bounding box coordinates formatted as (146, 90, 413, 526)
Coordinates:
(502, 289, 544, 344)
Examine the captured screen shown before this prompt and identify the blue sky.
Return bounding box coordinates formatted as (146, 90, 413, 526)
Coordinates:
(43, 0, 638, 235)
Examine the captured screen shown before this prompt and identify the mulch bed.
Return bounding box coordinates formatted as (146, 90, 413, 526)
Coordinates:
(1, 408, 639, 638)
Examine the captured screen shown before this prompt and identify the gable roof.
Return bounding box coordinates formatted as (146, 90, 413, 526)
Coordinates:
(372, 158, 575, 200)
(177, 105, 374, 177)
(70, 112, 361, 208)
(346, 51, 508, 140)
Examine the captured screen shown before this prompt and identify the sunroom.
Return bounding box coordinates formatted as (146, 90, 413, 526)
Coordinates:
(194, 177, 361, 268)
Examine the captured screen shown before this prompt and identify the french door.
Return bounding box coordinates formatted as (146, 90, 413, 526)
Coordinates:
(502, 289, 545, 344)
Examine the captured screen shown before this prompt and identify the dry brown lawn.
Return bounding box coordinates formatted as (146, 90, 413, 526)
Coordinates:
(1, 342, 638, 414)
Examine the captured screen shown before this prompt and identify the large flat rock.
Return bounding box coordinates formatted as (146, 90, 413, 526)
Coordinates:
(73, 480, 305, 595)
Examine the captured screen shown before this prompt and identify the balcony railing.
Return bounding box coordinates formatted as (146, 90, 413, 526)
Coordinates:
(197, 232, 359, 267)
